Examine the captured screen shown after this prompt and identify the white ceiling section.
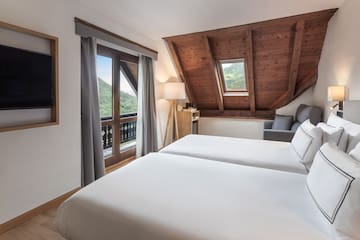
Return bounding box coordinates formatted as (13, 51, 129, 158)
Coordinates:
(77, 0, 345, 40)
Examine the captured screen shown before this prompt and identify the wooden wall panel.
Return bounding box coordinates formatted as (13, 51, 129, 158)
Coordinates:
(164, 9, 337, 118)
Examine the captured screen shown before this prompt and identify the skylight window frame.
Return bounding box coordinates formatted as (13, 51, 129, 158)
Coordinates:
(218, 58, 248, 96)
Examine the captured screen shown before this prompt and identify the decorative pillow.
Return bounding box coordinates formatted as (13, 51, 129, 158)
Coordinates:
(327, 113, 360, 153)
(307, 143, 360, 239)
(327, 112, 351, 128)
(349, 143, 360, 162)
(291, 120, 323, 168)
(291, 122, 301, 132)
(317, 122, 345, 149)
(272, 114, 293, 130)
(347, 133, 360, 154)
(295, 104, 312, 123)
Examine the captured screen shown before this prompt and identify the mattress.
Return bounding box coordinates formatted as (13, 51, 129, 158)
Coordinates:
(160, 134, 307, 174)
(55, 153, 330, 240)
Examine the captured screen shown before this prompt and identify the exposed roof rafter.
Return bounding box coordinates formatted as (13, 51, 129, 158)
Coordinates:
(203, 36, 224, 112)
(164, 9, 337, 118)
(287, 20, 305, 101)
(245, 30, 256, 113)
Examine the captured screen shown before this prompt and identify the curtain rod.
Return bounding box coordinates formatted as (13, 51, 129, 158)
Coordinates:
(74, 17, 158, 60)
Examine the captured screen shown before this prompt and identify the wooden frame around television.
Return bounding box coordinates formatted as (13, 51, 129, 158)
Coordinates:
(0, 21, 59, 132)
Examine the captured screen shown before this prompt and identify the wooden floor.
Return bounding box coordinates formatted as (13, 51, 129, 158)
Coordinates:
(0, 208, 65, 240)
(0, 157, 135, 240)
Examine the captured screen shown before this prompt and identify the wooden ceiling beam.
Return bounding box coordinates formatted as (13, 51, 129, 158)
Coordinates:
(203, 36, 224, 111)
(287, 20, 305, 100)
(270, 92, 289, 110)
(166, 41, 197, 106)
(271, 69, 317, 109)
(246, 30, 256, 113)
(294, 69, 318, 98)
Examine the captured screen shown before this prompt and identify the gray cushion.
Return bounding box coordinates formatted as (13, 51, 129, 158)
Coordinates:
(291, 122, 301, 132)
(272, 115, 293, 130)
(295, 104, 323, 125)
(295, 104, 312, 123)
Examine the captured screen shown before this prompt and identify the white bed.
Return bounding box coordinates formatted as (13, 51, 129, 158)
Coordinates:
(55, 153, 330, 240)
(160, 134, 307, 174)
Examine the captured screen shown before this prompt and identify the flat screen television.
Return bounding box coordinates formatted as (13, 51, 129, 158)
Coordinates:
(0, 44, 53, 110)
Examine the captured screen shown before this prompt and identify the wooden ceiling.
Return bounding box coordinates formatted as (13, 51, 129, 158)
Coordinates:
(164, 9, 337, 118)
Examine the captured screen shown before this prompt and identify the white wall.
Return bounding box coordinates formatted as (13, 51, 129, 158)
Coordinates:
(153, 40, 177, 147)
(0, 0, 158, 224)
(314, 0, 360, 118)
(276, 88, 315, 116)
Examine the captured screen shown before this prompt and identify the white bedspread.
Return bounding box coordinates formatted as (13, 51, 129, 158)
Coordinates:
(160, 134, 307, 174)
(55, 153, 330, 240)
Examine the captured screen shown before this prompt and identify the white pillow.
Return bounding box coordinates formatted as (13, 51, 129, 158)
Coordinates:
(291, 120, 323, 169)
(349, 143, 360, 162)
(307, 143, 360, 239)
(327, 113, 360, 153)
(317, 122, 345, 150)
(347, 133, 360, 154)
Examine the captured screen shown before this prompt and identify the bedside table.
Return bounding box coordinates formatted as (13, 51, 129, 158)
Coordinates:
(176, 109, 200, 139)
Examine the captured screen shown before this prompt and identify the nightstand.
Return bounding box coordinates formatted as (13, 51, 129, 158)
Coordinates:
(176, 109, 200, 139)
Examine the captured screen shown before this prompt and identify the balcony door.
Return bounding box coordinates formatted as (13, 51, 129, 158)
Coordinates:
(96, 45, 139, 167)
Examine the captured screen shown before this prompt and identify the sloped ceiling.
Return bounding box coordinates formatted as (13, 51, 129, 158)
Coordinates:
(164, 9, 337, 118)
(75, 0, 344, 40)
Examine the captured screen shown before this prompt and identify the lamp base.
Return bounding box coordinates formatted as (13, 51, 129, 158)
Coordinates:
(337, 101, 344, 118)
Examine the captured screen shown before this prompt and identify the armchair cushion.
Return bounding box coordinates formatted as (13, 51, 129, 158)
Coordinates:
(272, 114, 293, 130)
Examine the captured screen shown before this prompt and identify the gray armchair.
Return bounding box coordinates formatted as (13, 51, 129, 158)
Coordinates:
(263, 104, 323, 142)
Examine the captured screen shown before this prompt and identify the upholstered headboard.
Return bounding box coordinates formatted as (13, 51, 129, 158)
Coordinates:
(344, 101, 360, 124)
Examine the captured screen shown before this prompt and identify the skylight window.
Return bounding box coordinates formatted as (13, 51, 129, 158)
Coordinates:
(219, 59, 247, 92)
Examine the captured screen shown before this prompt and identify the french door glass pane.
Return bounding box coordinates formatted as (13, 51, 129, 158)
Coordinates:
(119, 61, 138, 151)
(97, 55, 113, 158)
(97, 55, 113, 118)
(120, 62, 138, 115)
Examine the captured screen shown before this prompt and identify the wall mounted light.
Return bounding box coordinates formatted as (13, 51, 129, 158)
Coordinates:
(328, 86, 346, 118)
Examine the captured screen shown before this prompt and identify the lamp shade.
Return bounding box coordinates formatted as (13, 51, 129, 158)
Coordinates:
(162, 82, 186, 100)
(328, 86, 346, 101)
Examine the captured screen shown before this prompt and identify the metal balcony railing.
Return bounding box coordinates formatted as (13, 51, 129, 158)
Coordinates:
(101, 113, 137, 150)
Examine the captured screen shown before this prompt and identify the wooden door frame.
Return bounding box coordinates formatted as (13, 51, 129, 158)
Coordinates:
(97, 45, 138, 167)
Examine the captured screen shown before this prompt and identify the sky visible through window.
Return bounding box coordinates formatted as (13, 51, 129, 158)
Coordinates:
(96, 55, 136, 96)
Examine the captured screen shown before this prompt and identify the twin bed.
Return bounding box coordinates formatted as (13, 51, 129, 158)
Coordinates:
(55, 113, 360, 240)
(55, 153, 330, 240)
(160, 134, 307, 174)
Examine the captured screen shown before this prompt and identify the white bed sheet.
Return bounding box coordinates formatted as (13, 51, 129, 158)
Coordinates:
(55, 153, 330, 240)
(160, 134, 307, 174)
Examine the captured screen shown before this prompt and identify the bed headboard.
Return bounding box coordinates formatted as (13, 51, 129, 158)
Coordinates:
(344, 101, 360, 124)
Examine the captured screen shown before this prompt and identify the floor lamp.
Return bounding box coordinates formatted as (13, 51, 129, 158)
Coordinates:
(163, 82, 186, 147)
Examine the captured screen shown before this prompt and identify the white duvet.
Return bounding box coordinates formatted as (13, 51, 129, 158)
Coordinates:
(160, 134, 307, 174)
(55, 153, 330, 240)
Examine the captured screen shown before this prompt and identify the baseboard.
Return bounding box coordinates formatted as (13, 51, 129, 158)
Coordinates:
(0, 188, 80, 234)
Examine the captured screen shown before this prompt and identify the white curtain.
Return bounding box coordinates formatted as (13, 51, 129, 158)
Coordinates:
(136, 55, 158, 157)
